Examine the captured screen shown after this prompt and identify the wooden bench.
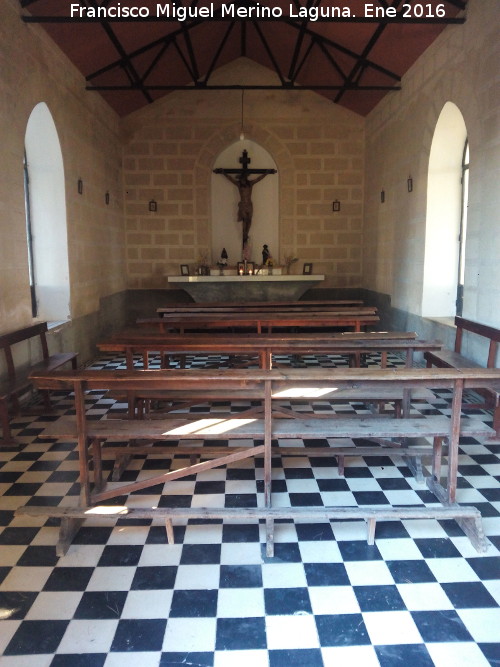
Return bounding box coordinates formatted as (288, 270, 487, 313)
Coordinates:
(18, 504, 485, 559)
(0, 323, 78, 446)
(424, 316, 500, 433)
(37, 404, 479, 485)
(21, 366, 500, 556)
(156, 301, 367, 315)
(111, 330, 429, 374)
(136, 310, 380, 334)
(156, 299, 365, 314)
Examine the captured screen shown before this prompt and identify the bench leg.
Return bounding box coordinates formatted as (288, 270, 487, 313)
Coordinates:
(42, 389, 52, 412)
(455, 514, 488, 553)
(0, 399, 16, 447)
(112, 454, 132, 481)
(91, 438, 104, 492)
(165, 518, 175, 545)
(366, 518, 377, 545)
(266, 517, 274, 558)
(57, 517, 84, 556)
(493, 405, 500, 438)
(432, 436, 443, 483)
(337, 454, 345, 476)
(404, 454, 424, 483)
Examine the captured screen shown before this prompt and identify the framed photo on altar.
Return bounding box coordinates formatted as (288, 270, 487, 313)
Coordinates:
(303, 263, 313, 275)
(180, 264, 190, 276)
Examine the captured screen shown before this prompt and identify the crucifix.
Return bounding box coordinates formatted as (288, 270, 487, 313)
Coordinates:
(214, 150, 277, 255)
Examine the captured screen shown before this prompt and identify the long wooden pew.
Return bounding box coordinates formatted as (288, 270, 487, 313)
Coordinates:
(99, 330, 438, 370)
(138, 310, 380, 333)
(96, 331, 443, 480)
(19, 366, 500, 556)
(157, 299, 365, 315)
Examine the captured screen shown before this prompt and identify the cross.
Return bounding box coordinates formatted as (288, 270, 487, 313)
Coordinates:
(213, 151, 277, 254)
(213, 150, 277, 177)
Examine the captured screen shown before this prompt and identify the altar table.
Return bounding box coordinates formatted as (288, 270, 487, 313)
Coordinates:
(167, 274, 325, 302)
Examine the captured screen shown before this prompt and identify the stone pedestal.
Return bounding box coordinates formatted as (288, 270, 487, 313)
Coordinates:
(167, 275, 325, 302)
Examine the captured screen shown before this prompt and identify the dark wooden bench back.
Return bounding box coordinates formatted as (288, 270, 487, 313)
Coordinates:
(455, 317, 500, 368)
(0, 323, 50, 382)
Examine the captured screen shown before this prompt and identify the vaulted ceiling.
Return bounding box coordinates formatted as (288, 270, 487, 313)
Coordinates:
(20, 0, 467, 117)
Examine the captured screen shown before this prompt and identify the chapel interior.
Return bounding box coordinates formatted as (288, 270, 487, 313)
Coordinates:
(1, 0, 500, 664)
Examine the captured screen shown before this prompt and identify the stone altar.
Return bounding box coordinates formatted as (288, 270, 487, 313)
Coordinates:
(167, 274, 325, 302)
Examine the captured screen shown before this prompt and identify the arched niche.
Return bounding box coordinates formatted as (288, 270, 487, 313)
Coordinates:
(25, 102, 70, 322)
(422, 101, 467, 317)
(211, 139, 279, 267)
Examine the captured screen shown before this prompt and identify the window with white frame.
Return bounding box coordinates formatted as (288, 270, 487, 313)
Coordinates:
(24, 103, 70, 323)
(422, 102, 468, 318)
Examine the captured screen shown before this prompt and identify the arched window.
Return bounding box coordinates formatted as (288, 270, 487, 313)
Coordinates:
(422, 102, 468, 318)
(24, 103, 70, 323)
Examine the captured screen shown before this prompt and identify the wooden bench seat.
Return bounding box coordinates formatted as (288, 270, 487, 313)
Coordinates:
(0, 323, 78, 446)
(425, 349, 483, 369)
(98, 330, 439, 376)
(104, 386, 436, 419)
(38, 412, 491, 487)
(25, 366, 500, 556)
(156, 299, 365, 315)
(425, 316, 500, 433)
(136, 311, 380, 334)
(39, 413, 490, 441)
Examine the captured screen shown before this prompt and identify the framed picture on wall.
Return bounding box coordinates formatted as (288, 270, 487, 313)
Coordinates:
(303, 263, 313, 275)
(180, 264, 190, 276)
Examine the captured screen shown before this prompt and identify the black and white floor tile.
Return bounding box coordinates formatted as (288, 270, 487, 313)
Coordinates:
(1, 353, 499, 666)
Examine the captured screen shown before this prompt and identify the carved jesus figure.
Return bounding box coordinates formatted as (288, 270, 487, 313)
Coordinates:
(214, 150, 276, 254)
(219, 171, 269, 247)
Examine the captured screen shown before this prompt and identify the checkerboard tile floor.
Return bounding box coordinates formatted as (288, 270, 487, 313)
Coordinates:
(1, 353, 499, 666)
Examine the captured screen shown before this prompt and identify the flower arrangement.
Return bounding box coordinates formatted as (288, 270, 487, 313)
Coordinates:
(196, 251, 210, 275)
(265, 257, 274, 267)
(283, 254, 299, 274)
(217, 248, 228, 267)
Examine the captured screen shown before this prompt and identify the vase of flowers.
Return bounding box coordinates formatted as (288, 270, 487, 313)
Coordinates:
(197, 251, 210, 275)
(283, 254, 299, 274)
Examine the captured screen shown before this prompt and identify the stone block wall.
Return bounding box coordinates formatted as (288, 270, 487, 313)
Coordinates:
(122, 59, 365, 289)
(0, 0, 126, 368)
(363, 0, 500, 327)
(0, 0, 125, 329)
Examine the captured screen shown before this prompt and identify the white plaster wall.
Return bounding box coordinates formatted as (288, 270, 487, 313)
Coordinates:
(363, 0, 500, 327)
